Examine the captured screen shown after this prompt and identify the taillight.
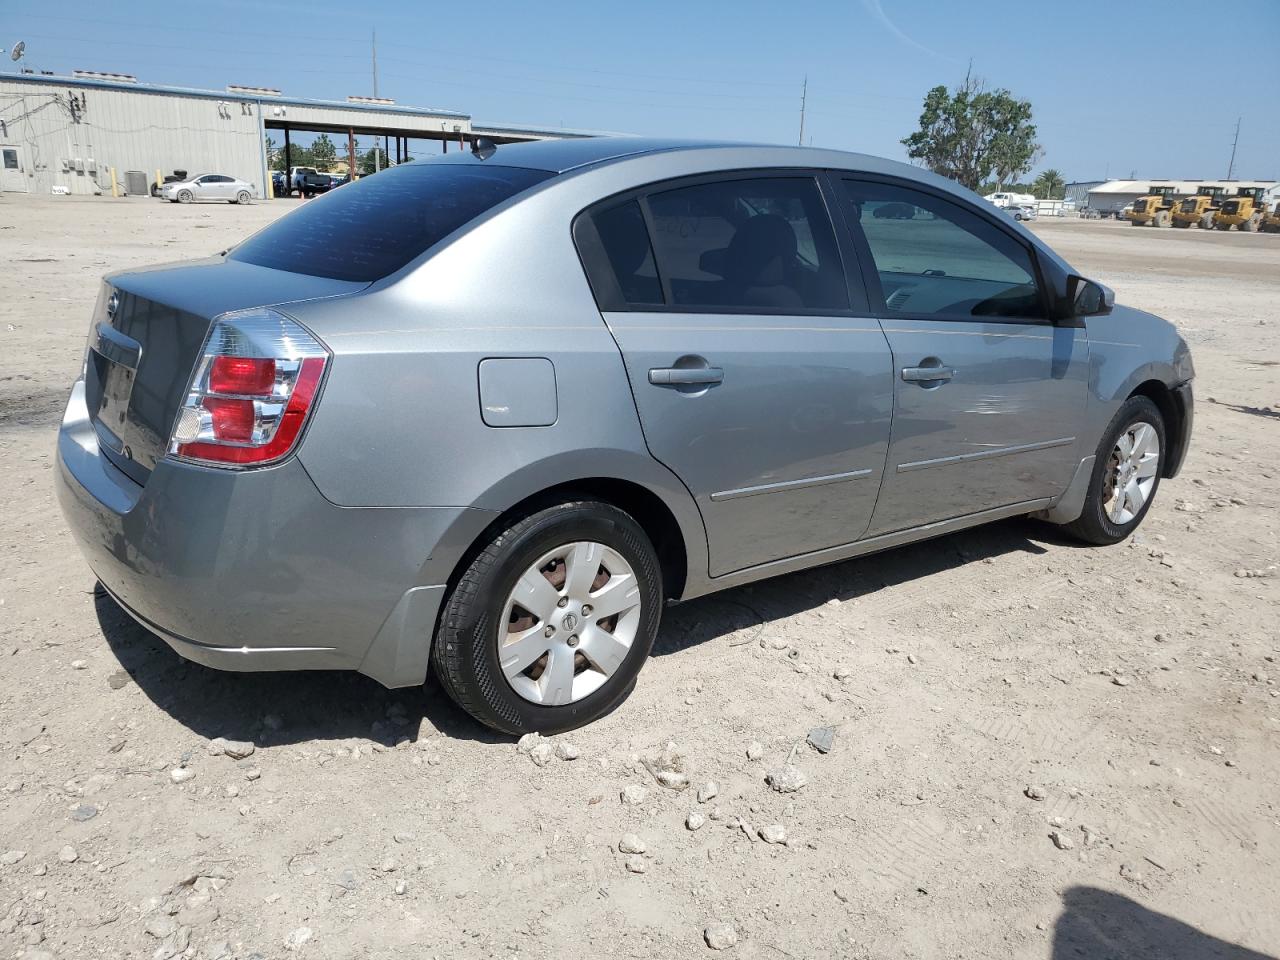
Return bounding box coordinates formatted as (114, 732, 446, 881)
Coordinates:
(168, 308, 329, 468)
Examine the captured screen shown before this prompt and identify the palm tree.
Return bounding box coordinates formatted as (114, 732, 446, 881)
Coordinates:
(1033, 168, 1066, 200)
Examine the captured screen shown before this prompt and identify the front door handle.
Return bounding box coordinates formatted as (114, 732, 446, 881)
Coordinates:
(901, 361, 955, 384)
(648, 365, 724, 386)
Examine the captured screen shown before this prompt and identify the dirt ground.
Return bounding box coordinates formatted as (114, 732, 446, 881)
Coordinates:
(1, 196, 1277, 960)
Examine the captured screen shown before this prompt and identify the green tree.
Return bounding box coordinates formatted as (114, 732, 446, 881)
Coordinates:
(359, 147, 390, 176)
(902, 74, 1040, 191)
(1032, 168, 1065, 199)
(311, 133, 337, 169)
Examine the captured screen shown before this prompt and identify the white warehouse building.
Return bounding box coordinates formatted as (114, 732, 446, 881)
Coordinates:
(0, 71, 587, 198)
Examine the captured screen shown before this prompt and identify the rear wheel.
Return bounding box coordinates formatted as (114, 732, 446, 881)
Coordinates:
(1061, 396, 1165, 546)
(1242, 217, 1259, 233)
(235, 190, 251, 204)
(432, 501, 662, 735)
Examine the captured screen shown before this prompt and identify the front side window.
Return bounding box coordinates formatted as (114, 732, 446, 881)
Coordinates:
(230, 163, 553, 282)
(644, 177, 848, 312)
(841, 180, 1045, 320)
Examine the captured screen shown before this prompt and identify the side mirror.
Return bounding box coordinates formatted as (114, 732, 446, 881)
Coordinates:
(1066, 275, 1114, 318)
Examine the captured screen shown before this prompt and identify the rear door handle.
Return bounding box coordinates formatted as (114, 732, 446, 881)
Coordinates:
(648, 366, 724, 386)
(901, 364, 955, 383)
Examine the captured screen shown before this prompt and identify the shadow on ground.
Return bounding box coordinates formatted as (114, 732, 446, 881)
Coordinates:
(97, 516, 1059, 744)
(1054, 887, 1277, 959)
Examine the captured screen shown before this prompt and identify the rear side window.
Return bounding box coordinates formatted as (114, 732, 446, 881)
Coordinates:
(580, 199, 663, 307)
(645, 177, 848, 312)
(841, 180, 1045, 320)
(230, 163, 553, 282)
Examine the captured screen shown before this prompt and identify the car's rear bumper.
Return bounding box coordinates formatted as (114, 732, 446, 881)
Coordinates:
(55, 380, 492, 687)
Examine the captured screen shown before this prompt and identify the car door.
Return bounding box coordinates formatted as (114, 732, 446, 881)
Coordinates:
(576, 172, 894, 577)
(835, 176, 1089, 536)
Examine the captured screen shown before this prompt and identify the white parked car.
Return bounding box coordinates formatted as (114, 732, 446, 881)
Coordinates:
(162, 174, 255, 204)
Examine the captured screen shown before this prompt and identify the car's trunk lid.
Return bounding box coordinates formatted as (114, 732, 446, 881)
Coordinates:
(84, 258, 364, 485)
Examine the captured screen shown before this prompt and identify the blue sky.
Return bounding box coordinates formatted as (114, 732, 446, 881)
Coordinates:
(3, 0, 1277, 181)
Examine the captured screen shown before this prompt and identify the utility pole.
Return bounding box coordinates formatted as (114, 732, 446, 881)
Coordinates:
(798, 76, 807, 147)
(371, 30, 379, 99)
(1226, 116, 1240, 180)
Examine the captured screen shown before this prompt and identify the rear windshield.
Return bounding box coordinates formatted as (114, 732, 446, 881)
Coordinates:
(230, 163, 553, 282)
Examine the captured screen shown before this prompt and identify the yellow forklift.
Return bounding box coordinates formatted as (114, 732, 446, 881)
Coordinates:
(1171, 186, 1227, 229)
(1128, 185, 1180, 227)
(1214, 186, 1269, 232)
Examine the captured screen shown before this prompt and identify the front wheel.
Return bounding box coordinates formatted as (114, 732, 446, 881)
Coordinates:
(432, 501, 663, 735)
(177, 189, 192, 204)
(1061, 396, 1166, 546)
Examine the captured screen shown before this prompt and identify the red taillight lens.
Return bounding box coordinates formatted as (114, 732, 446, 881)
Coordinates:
(203, 397, 256, 442)
(168, 310, 329, 469)
(208, 356, 276, 395)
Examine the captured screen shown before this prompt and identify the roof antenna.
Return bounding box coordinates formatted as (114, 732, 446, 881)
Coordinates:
(471, 136, 496, 161)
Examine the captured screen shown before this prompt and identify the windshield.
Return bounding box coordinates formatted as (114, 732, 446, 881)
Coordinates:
(230, 163, 553, 282)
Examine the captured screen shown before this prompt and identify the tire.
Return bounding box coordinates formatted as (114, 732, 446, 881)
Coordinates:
(432, 500, 663, 735)
(1154, 211, 1170, 227)
(1215, 221, 1231, 231)
(1061, 396, 1166, 546)
(1200, 213, 1215, 230)
(236, 191, 251, 204)
(1241, 217, 1259, 233)
(177, 189, 192, 204)
(1173, 220, 1189, 228)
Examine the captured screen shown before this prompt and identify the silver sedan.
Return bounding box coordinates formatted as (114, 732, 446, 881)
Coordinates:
(58, 138, 1194, 735)
(162, 174, 255, 204)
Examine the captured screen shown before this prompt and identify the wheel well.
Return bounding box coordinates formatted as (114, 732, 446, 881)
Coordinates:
(1128, 379, 1182, 478)
(446, 479, 689, 602)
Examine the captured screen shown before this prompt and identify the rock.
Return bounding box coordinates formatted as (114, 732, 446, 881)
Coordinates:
(335, 867, 358, 891)
(833, 666, 852, 680)
(765, 766, 807, 793)
(758, 824, 787, 845)
(1112, 676, 1131, 687)
(203, 941, 232, 960)
(207, 738, 255, 760)
(394, 880, 408, 896)
(71, 659, 88, 669)
(686, 811, 707, 831)
(153, 925, 190, 960)
(170, 767, 195, 784)
(1049, 830, 1075, 851)
(554, 741, 579, 761)
(516, 732, 542, 754)
(528, 742, 555, 767)
(57, 845, 78, 863)
(144, 914, 178, 939)
(624, 855, 647, 874)
(704, 922, 738, 950)
(284, 926, 313, 951)
(244, 768, 262, 781)
(656, 770, 689, 791)
(1025, 785, 1046, 801)
(1, 850, 26, 865)
(697, 781, 719, 803)
(224, 784, 240, 798)
(807, 726, 835, 754)
(618, 833, 646, 855)
(907, 654, 919, 665)
(745, 741, 765, 762)
(107, 669, 132, 690)
(177, 895, 219, 928)
(620, 784, 648, 805)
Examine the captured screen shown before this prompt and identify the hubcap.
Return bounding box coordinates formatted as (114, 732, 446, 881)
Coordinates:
(1103, 420, 1160, 525)
(498, 541, 642, 706)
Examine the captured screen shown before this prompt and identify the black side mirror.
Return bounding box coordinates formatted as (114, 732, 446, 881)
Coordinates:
(1066, 275, 1114, 318)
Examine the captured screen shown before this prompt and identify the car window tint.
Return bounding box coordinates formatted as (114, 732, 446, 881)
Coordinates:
(645, 177, 848, 312)
(230, 163, 554, 282)
(841, 180, 1045, 320)
(588, 200, 663, 306)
